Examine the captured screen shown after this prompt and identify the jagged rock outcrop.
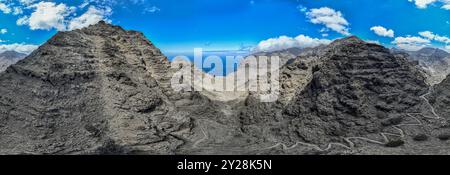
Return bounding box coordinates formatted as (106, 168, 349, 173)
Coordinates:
(238, 37, 436, 152)
(283, 37, 429, 145)
(429, 75, 450, 118)
(0, 21, 218, 154)
(0, 51, 27, 72)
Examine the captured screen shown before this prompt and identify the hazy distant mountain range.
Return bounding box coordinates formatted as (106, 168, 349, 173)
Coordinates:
(0, 51, 27, 72)
(392, 47, 450, 85)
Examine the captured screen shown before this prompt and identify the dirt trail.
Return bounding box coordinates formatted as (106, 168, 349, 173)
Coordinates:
(261, 88, 445, 152)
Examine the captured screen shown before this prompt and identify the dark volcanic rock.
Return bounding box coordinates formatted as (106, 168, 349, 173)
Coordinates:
(282, 36, 429, 145)
(385, 140, 405, 148)
(413, 134, 428, 141)
(429, 75, 450, 118)
(0, 21, 214, 154)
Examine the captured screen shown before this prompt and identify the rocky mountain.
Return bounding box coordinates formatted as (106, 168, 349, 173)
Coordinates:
(283, 37, 428, 144)
(0, 22, 449, 155)
(394, 47, 450, 85)
(0, 51, 27, 72)
(239, 37, 450, 154)
(429, 75, 450, 119)
(0, 21, 221, 154)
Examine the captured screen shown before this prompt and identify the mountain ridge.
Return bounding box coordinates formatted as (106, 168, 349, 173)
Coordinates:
(1, 22, 450, 155)
(0, 50, 27, 72)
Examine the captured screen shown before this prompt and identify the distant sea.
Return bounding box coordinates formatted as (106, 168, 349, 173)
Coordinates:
(163, 50, 250, 76)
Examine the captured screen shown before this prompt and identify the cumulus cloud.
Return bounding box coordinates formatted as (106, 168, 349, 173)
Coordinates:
(370, 26, 394, 38)
(443, 4, 450, 9)
(0, 2, 11, 14)
(445, 45, 450, 52)
(408, 0, 450, 10)
(18, 0, 37, 6)
(419, 31, 450, 43)
(16, 16, 29, 26)
(0, 29, 7, 34)
(306, 7, 350, 36)
(16, 1, 112, 31)
(0, 43, 38, 54)
(12, 7, 23, 15)
(418, 31, 435, 40)
(252, 34, 331, 53)
(68, 6, 111, 31)
(17, 2, 75, 31)
(409, 0, 437, 8)
(392, 36, 431, 51)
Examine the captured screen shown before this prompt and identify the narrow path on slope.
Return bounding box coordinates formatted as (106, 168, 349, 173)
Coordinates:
(261, 87, 445, 153)
(192, 122, 208, 149)
(420, 87, 442, 120)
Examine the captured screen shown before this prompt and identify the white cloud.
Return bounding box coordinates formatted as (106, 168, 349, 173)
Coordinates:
(370, 26, 395, 38)
(306, 7, 350, 36)
(143, 6, 160, 14)
(297, 5, 307, 12)
(0, 43, 38, 54)
(445, 45, 450, 52)
(392, 36, 431, 51)
(16, 16, 29, 26)
(366, 40, 381, 45)
(18, 0, 37, 6)
(68, 6, 111, 31)
(15, 1, 112, 31)
(435, 35, 450, 43)
(18, 2, 75, 31)
(13, 7, 23, 15)
(252, 34, 332, 53)
(443, 4, 450, 9)
(0, 2, 11, 14)
(0, 29, 7, 34)
(408, 0, 450, 10)
(409, 0, 437, 8)
(418, 31, 435, 39)
(419, 31, 450, 43)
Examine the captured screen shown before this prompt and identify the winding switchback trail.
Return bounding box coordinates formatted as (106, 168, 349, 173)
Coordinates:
(261, 87, 444, 153)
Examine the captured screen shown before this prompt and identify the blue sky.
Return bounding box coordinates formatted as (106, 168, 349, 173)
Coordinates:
(0, 0, 449, 54)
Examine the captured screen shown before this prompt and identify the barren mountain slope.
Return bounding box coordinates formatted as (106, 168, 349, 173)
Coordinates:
(1, 22, 449, 155)
(0, 22, 223, 154)
(0, 51, 27, 72)
(240, 37, 450, 154)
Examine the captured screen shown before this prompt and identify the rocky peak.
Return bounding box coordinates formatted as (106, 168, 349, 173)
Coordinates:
(320, 36, 390, 60)
(329, 36, 365, 46)
(280, 35, 429, 145)
(417, 47, 449, 57)
(0, 51, 26, 59)
(0, 21, 203, 154)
